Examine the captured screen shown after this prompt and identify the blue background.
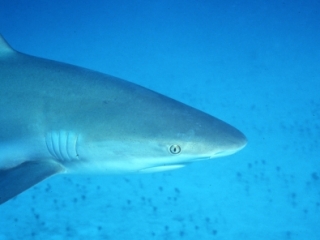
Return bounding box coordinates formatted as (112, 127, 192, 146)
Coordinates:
(0, 0, 319, 239)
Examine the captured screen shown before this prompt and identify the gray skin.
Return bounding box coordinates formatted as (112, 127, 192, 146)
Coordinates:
(0, 35, 246, 204)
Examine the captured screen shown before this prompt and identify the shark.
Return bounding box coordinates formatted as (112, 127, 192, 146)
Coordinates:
(0, 35, 247, 204)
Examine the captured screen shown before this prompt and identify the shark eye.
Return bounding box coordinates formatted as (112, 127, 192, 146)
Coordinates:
(169, 145, 181, 154)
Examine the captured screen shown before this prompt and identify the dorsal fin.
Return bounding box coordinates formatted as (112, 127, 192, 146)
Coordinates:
(0, 35, 15, 54)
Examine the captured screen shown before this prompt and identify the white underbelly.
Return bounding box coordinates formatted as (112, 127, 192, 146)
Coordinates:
(0, 138, 49, 169)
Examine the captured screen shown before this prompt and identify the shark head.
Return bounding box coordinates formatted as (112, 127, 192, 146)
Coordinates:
(57, 81, 247, 174)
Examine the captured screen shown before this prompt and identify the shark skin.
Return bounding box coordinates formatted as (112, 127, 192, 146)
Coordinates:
(0, 35, 247, 204)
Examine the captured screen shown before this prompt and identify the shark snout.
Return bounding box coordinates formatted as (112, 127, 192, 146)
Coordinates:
(213, 127, 247, 157)
(233, 129, 247, 150)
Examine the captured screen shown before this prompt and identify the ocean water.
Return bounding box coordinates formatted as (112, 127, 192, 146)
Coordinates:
(0, 0, 319, 239)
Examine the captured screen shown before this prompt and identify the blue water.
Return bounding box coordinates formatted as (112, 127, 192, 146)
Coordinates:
(0, 0, 319, 239)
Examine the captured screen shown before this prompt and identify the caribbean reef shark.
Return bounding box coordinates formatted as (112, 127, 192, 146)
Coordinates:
(0, 35, 246, 204)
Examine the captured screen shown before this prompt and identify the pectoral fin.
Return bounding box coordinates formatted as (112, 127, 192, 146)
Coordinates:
(0, 160, 65, 204)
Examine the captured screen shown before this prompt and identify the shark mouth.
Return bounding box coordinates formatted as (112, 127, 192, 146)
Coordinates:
(138, 156, 213, 173)
(138, 164, 186, 173)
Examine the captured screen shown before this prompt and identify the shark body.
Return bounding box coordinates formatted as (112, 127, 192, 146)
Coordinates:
(0, 35, 246, 204)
